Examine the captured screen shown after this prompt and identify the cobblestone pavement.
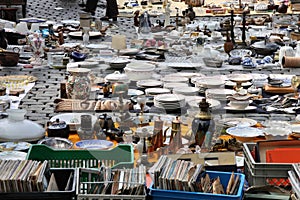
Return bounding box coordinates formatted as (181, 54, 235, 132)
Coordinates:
(3, 0, 299, 126)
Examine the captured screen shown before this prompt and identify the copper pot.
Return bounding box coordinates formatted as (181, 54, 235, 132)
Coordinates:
(0, 48, 20, 66)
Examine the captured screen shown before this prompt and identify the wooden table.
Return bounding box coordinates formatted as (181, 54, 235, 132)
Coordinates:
(0, 0, 27, 18)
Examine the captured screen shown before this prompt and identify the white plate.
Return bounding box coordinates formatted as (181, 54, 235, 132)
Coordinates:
(291, 124, 300, 133)
(0, 151, 27, 160)
(187, 98, 221, 109)
(0, 142, 31, 151)
(164, 82, 189, 90)
(61, 43, 81, 48)
(167, 72, 205, 79)
(225, 81, 252, 87)
(136, 80, 163, 88)
(155, 94, 185, 103)
(218, 117, 257, 127)
(227, 74, 253, 83)
(162, 76, 189, 83)
(167, 62, 201, 69)
(75, 140, 114, 149)
(50, 113, 97, 131)
(86, 44, 108, 49)
(68, 31, 102, 38)
(251, 73, 269, 81)
(226, 126, 264, 137)
(224, 105, 257, 111)
(119, 48, 140, 55)
(145, 88, 171, 95)
(128, 89, 144, 96)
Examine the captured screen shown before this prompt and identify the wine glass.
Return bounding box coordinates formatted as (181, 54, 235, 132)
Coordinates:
(291, 76, 300, 98)
(136, 95, 147, 115)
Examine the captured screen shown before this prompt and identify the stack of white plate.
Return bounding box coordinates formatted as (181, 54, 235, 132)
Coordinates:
(164, 82, 189, 90)
(173, 87, 199, 96)
(194, 76, 226, 89)
(145, 88, 171, 96)
(205, 88, 235, 100)
(154, 94, 186, 110)
(162, 76, 189, 83)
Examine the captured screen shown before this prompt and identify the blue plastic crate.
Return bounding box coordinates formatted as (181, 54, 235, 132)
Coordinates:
(149, 171, 245, 200)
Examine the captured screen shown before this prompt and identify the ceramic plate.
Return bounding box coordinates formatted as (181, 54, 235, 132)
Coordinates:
(0, 142, 31, 151)
(136, 80, 163, 88)
(226, 126, 264, 137)
(145, 88, 171, 95)
(128, 89, 144, 96)
(68, 31, 102, 38)
(75, 140, 114, 149)
(218, 118, 257, 127)
(50, 113, 97, 131)
(227, 74, 253, 82)
(119, 48, 140, 55)
(225, 81, 252, 87)
(167, 63, 201, 69)
(86, 44, 108, 49)
(291, 124, 300, 133)
(224, 105, 257, 111)
(155, 94, 185, 103)
(187, 98, 221, 109)
(0, 151, 27, 160)
(61, 43, 81, 48)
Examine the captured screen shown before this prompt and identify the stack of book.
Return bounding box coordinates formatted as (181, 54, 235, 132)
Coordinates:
(149, 155, 240, 195)
(0, 160, 50, 193)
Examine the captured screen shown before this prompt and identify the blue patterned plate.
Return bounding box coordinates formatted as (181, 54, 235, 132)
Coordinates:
(75, 140, 114, 149)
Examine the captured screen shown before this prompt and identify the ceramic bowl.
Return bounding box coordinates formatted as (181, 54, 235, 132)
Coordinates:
(124, 62, 155, 81)
(263, 127, 292, 140)
(105, 71, 129, 83)
(70, 51, 87, 62)
(74, 139, 114, 149)
(38, 137, 73, 149)
(107, 58, 130, 69)
(0, 51, 20, 66)
(229, 99, 250, 109)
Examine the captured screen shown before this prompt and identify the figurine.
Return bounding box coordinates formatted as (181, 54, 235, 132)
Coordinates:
(134, 10, 140, 27)
(186, 5, 196, 21)
(165, 1, 171, 26)
(139, 11, 151, 34)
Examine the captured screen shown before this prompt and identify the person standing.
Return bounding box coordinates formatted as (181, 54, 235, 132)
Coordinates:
(100, 0, 119, 21)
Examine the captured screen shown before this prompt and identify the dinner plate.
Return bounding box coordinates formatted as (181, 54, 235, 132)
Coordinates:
(167, 62, 201, 69)
(0, 142, 31, 151)
(188, 98, 221, 109)
(68, 31, 102, 39)
(0, 151, 27, 160)
(128, 89, 144, 96)
(155, 94, 185, 103)
(75, 140, 114, 149)
(226, 126, 264, 137)
(50, 113, 97, 131)
(136, 80, 163, 88)
(218, 117, 257, 127)
(225, 81, 252, 87)
(86, 44, 108, 49)
(224, 105, 257, 111)
(119, 48, 140, 55)
(145, 88, 171, 95)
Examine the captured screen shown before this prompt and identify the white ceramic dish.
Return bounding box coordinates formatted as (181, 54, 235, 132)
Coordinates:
(124, 62, 156, 81)
(227, 74, 253, 83)
(226, 125, 264, 137)
(205, 89, 235, 99)
(136, 80, 163, 88)
(194, 76, 225, 88)
(86, 44, 108, 49)
(224, 105, 257, 111)
(263, 127, 292, 140)
(173, 87, 199, 96)
(68, 31, 102, 38)
(187, 98, 221, 109)
(163, 82, 189, 90)
(167, 62, 201, 69)
(218, 118, 257, 127)
(162, 76, 189, 83)
(128, 89, 144, 96)
(145, 88, 171, 95)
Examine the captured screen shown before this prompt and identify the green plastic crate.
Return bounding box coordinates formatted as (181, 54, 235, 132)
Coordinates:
(26, 144, 134, 169)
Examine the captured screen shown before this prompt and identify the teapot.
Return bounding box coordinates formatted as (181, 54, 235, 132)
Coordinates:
(47, 118, 70, 138)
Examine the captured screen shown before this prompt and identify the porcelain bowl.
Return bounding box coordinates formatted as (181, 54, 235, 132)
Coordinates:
(229, 99, 250, 109)
(124, 62, 155, 81)
(263, 127, 292, 140)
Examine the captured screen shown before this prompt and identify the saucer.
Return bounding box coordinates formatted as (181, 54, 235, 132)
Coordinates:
(224, 105, 257, 111)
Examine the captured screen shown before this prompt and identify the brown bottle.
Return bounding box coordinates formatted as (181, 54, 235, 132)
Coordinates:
(224, 30, 234, 54)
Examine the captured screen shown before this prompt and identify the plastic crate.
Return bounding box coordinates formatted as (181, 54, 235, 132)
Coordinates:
(76, 168, 146, 200)
(0, 168, 76, 200)
(243, 143, 293, 188)
(149, 171, 245, 200)
(26, 144, 134, 169)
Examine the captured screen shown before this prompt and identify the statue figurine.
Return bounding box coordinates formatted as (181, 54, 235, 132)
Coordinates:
(186, 5, 196, 21)
(165, 1, 171, 27)
(139, 11, 151, 34)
